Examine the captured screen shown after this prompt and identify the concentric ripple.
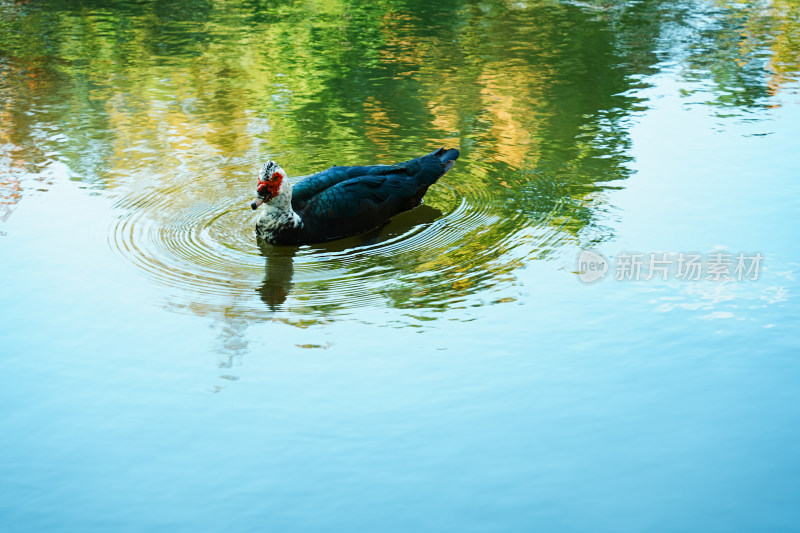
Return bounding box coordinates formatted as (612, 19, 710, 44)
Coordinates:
(108, 169, 558, 325)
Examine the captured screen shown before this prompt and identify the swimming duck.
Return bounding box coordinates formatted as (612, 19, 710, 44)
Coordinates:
(251, 147, 459, 245)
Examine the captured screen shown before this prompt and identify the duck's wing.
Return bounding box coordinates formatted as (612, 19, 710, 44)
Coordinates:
(303, 173, 417, 216)
(292, 148, 459, 207)
(294, 155, 452, 242)
(292, 163, 407, 210)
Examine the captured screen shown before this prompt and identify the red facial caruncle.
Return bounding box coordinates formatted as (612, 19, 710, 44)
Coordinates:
(257, 171, 283, 200)
(251, 164, 284, 210)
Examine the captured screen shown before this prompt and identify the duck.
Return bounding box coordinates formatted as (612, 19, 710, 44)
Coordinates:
(251, 147, 460, 245)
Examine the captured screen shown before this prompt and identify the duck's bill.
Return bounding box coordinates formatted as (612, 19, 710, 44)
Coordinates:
(251, 196, 266, 210)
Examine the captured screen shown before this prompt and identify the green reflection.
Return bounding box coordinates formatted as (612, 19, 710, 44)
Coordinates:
(1, 0, 798, 325)
(681, 0, 800, 112)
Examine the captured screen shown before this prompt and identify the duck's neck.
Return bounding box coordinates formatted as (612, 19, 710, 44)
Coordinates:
(256, 185, 303, 243)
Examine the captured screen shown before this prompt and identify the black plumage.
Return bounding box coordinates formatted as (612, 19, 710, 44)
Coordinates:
(255, 147, 459, 245)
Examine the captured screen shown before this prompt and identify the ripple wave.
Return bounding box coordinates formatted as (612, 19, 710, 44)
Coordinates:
(108, 175, 541, 324)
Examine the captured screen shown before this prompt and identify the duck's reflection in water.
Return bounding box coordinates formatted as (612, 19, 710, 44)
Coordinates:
(256, 204, 443, 310)
(257, 242, 296, 310)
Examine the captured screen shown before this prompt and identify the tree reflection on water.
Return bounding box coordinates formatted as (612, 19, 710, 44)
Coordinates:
(1, 0, 798, 339)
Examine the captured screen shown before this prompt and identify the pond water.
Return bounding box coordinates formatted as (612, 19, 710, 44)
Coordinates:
(2, 0, 799, 531)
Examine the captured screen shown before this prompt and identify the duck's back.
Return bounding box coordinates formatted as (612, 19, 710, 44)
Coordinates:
(279, 148, 458, 244)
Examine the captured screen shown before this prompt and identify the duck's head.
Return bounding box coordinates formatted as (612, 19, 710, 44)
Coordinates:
(251, 161, 288, 210)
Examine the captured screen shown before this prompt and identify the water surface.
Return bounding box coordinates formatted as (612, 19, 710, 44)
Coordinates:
(2, 0, 799, 531)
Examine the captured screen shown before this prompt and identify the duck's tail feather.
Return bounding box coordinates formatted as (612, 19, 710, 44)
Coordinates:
(429, 146, 460, 176)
